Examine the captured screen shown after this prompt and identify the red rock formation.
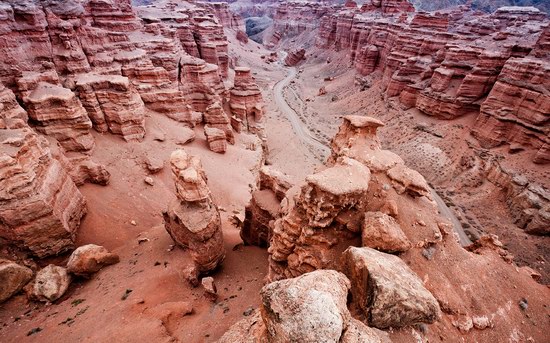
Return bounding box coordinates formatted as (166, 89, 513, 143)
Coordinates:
(308, 3, 549, 164)
(204, 125, 227, 153)
(229, 67, 265, 142)
(74, 74, 146, 141)
(284, 49, 306, 66)
(22, 82, 94, 152)
(163, 150, 225, 277)
(472, 57, 550, 164)
(0, 128, 86, 257)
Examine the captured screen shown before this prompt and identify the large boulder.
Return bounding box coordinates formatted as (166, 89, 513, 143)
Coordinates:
(342, 247, 440, 329)
(66, 244, 120, 276)
(31, 265, 71, 302)
(260, 270, 351, 343)
(362, 212, 411, 253)
(0, 259, 33, 303)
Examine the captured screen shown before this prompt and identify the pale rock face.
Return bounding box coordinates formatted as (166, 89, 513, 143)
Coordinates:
(220, 270, 390, 343)
(0, 259, 33, 303)
(342, 247, 441, 329)
(0, 128, 86, 257)
(66, 244, 120, 276)
(163, 150, 225, 275)
(32, 264, 71, 302)
(260, 270, 350, 343)
(362, 212, 411, 253)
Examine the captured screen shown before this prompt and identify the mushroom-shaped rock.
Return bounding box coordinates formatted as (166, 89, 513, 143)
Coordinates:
(342, 247, 440, 329)
(67, 244, 120, 276)
(0, 259, 33, 303)
(32, 265, 71, 302)
(362, 212, 411, 253)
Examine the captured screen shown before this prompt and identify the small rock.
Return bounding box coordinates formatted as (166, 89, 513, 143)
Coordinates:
(422, 246, 436, 260)
(121, 289, 133, 301)
(67, 244, 120, 276)
(243, 307, 254, 316)
(144, 155, 164, 174)
(183, 266, 199, 287)
(176, 127, 196, 145)
(519, 298, 528, 311)
(31, 265, 71, 302)
(202, 276, 217, 301)
(472, 316, 492, 330)
(131, 220, 137, 226)
(144, 177, 154, 186)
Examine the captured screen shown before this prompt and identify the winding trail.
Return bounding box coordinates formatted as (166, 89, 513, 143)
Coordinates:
(273, 67, 330, 156)
(272, 66, 472, 247)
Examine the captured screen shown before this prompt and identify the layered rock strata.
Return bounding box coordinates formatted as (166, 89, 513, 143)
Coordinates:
(0, 128, 86, 257)
(229, 67, 266, 143)
(310, 2, 549, 163)
(163, 150, 225, 277)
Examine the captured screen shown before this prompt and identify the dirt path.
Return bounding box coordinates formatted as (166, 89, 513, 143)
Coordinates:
(273, 65, 471, 246)
(272, 67, 330, 157)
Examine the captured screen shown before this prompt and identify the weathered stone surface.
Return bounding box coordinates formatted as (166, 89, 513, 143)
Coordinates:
(74, 74, 146, 141)
(362, 212, 411, 253)
(204, 125, 227, 154)
(66, 244, 120, 276)
(31, 264, 71, 302)
(23, 81, 94, 152)
(268, 157, 371, 280)
(163, 150, 225, 275)
(260, 270, 351, 343)
(0, 259, 33, 303)
(284, 49, 306, 66)
(229, 67, 265, 143)
(342, 247, 440, 329)
(0, 129, 86, 257)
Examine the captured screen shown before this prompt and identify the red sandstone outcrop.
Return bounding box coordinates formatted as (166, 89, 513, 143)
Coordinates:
(0, 128, 86, 257)
(204, 125, 227, 153)
(284, 49, 306, 66)
(74, 74, 146, 141)
(229, 67, 266, 143)
(163, 150, 225, 279)
(472, 57, 549, 164)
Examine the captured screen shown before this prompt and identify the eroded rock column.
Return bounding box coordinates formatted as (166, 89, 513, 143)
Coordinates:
(163, 149, 225, 280)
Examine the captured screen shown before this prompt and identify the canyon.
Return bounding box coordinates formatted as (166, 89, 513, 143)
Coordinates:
(0, 0, 549, 343)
